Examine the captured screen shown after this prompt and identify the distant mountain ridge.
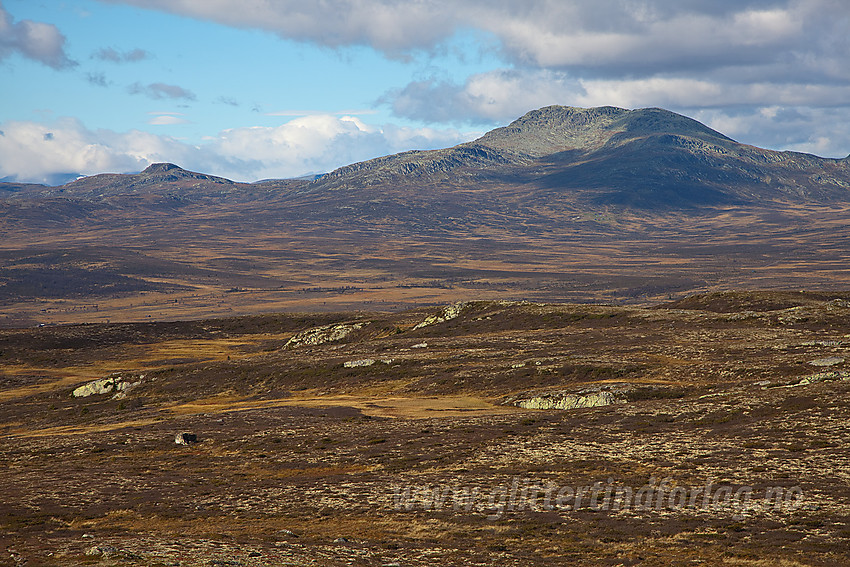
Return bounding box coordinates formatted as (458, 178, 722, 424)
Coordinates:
(2, 105, 850, 210)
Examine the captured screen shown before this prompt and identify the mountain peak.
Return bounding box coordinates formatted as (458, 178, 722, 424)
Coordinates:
(136, 163, 233, 185)
(141, 162, 185, 175)
(475, 105, 734, 157)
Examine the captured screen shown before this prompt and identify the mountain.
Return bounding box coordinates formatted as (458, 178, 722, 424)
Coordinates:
(3, 106, 849, 211)
(308, 105, 850, 208)
(33, 162, 236, 200)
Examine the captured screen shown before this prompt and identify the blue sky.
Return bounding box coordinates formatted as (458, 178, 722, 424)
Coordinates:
(1, 0, 849, 183)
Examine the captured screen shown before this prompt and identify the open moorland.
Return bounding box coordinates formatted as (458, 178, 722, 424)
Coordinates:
(2, 202, 850, 328)
(1, 292, 849, 565)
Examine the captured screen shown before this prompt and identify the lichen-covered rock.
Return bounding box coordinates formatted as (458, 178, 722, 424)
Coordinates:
(513, 391, 622, 410)
(808, 357, 844, 367)
(72, 378, 117, 398)
(344, 359, 376, 368)
(343, 358, 394, 368)
(72, 374, 144, 398)
(284, 322, 365, 348)
(413, 302, 469, 330)
(85, 545, 119, 557)
(796, 370, 850, 386)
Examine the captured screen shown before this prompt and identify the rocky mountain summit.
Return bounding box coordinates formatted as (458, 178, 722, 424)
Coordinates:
(49, 162, 236, 200)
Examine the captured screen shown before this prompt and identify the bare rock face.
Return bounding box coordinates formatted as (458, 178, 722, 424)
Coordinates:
(284, 322, 365, 349)
(511, 390, 623, 410)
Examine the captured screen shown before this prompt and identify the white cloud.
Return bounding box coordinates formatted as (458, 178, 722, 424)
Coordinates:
(206, 115, 477, 180)
(0, 115, 477, 184)
(0, 3, 75, 68)
(148, 114, 190, 125)
(691, 106, 850, 158)
(101, 1, 847, 80)
(104, 0, 850, 150)
(385, 67, 850, 133)
(101, 0, 460, 55)
(386, 70, 585, 124)
(0, 118, 193, 183)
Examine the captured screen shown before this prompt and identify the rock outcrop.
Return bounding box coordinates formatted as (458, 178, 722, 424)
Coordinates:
(413, 302, 469, 330)
(808, 357, 844, 367)
(284, 322, 365, 348)
(85, 545, 119, 558)
(72, 374, 144, 399)
(510, 390, 623, 410)
(343, 358, 394, 368)
(795, 370, 850, 386)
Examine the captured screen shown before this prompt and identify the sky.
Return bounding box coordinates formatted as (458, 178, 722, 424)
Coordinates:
(1, 0, 849, 184)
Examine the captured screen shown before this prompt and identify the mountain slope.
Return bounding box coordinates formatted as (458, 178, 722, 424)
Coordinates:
(308, 105, 850, 208)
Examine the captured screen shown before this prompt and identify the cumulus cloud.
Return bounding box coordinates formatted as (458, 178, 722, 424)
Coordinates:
(204, 115, 478, 180)
(0, 3, 76, 68)
(0, 115, 478, 184)
(384, 70, 585, 124)
(0, 118, 189, 183)
(101, 0, 460, 55)
(383, 66, 850, 155)
(129, 82, 197, 100)
(102, 1, 848, 79)
(93, 47, 150, 62)
(691, 106, 850, 158)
